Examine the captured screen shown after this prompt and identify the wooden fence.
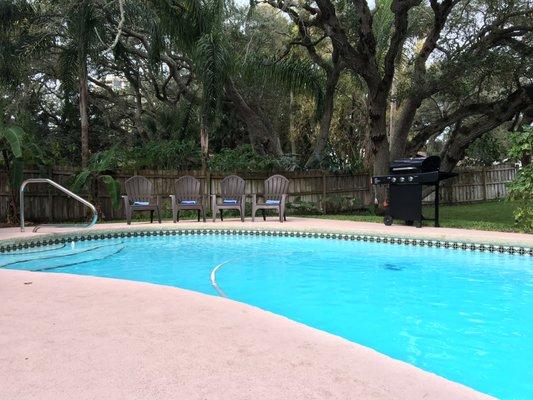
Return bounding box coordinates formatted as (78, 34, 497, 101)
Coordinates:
(0, 164, 516, 223)
(423, 164, 516, 204)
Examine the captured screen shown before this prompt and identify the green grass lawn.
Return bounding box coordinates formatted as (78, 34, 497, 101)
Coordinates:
(102, 200, 521, 233)
(310, 201, 521, 232)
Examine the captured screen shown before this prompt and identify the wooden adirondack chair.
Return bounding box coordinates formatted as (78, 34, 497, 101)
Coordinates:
(252, 175, 289, 222)
(211, 175, 246, 222)
(122, 176, 161, 225)
(169, 176, 206, 223)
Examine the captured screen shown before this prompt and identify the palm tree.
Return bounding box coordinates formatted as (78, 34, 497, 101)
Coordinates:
(58, 0, 104, 167)
(146, 0, 324, 163)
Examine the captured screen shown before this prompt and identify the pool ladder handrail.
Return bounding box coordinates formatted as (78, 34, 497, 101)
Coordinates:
(20, 178, 98, 232)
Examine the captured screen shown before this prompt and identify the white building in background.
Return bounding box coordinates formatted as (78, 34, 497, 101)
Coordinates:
(104, 74, 128, 91)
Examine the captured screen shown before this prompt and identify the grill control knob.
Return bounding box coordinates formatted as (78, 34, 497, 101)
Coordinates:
(400, 177, 405, 182)
(391, 177, 396, 183)
(408, 176, 414, 182)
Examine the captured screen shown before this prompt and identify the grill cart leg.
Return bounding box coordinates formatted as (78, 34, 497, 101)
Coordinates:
(434, 183, 440, 227)
(384, 215, 393, 226)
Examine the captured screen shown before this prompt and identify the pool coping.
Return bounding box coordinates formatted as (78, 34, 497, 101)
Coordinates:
(1, 223, 531, 256)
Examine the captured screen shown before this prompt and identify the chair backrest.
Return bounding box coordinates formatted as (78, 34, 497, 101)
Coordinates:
(125, 176, 154, 203)
(174, 176, 201, 199)
(220, 175, 245, 200)
(264, 175, 289, 201)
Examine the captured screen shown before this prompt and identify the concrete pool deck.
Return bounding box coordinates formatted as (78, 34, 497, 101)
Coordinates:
(1, 217, 532, 247)
(1, 269, 492, 400)
(1, 218, 526, 399)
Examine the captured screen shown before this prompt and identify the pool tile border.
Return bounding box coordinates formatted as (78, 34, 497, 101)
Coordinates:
(0, 227, 531, 256)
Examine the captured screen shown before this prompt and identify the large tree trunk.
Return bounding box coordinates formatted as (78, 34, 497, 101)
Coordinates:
(367, 89, 390, 209)
(225, 79, 283, 156)
(305, 66, 341, 169)
(389, 0, 456, 160)
(79, 56, 90, 168)
(389, 97, 421, 159)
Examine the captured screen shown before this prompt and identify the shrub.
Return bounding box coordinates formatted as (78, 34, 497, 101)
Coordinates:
(209, 144, 297, 172)
(506, 125, 532, 232)
(507, 164, 533, 232)
(127, 140, 201, 170)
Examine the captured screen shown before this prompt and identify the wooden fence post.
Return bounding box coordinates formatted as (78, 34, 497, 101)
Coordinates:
(481, 167, 487, 201)
(206, 169, 211, 210)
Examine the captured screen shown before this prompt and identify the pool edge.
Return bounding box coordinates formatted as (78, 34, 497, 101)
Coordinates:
(1, 225, 531, 255)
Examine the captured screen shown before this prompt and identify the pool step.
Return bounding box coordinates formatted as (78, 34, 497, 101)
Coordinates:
(0, 242, 125, 272)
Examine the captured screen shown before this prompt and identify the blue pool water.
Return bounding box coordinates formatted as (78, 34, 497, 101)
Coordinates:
(2, 235, 532, 399)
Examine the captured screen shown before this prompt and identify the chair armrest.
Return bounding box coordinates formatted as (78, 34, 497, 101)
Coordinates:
(122, 195, 129, 208)
(252, 193, 257, 205)
(169, 195, 176, 208)
(211, 194, 217, 210)
(281, 194, 287, 204)
(155, 195, 161, 207)
(241, 194, 246, 205)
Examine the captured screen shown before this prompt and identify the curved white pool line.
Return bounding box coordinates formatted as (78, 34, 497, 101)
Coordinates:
(210, 260, 231, 298)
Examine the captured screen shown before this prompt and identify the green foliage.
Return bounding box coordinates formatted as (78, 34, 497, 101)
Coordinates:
(507, 164, 533, 232)
(372, 0, 394, 71)
(150, 0, 231, 128)
(506, 126, 532, 232)
(127, 140, 201, 170)
(508, 125, 532, 162)
(71, 149, 121, 210)
(209, 144, 296, 172)
(0, 106, 25, 190)
(196, 30, 232, 124)
(0, 124, 23, 158)
(240, 55, 325, 120)
(286, 197, 321, 215)
(464, 133, 504, 166)
(323, 194, 364, 213)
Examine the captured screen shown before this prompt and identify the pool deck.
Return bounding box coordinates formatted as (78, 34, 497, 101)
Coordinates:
(1, 218, 526, 399)
(1, 217, 532, 247)
(2, 269, 492, 400)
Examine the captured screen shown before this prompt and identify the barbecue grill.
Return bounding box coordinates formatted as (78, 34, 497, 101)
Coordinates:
(372, 156, 457, 228)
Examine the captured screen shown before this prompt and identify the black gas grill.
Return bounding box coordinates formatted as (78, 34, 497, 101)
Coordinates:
(372, 156, 457, 228)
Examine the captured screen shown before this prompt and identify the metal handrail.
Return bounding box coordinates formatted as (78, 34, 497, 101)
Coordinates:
(20, 178, 98, 232)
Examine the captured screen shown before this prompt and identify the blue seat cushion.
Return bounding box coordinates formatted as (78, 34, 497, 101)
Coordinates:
(265, 199, 280, 205)
(222, 199, 238, 204)
(133, 201, 150, 206)
(180, 200, 197, 205)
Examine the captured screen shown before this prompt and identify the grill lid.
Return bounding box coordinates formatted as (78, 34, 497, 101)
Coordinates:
(389, 156, 441, 173)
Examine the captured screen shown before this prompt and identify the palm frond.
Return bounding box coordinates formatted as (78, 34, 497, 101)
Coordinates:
(100, 174, 121, 209)
(0, 125, 24, 158)
(195, 31, 232, 123)
(58, 46, 79, 93)
(9, 157, 24, 190)
(71, 169, 91, 193)
(372, 0, 394, 71)
(240, 55, 325, 120)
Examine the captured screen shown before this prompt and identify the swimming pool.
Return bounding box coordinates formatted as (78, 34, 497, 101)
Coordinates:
(2, 233, 531, 399)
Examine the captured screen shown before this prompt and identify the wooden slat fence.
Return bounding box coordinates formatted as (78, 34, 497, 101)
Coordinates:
(0, 164, 516, 223)
(423, 164, 516, 203)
